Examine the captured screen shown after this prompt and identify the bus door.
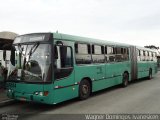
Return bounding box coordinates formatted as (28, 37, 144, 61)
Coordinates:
(53, 45, 77, 103)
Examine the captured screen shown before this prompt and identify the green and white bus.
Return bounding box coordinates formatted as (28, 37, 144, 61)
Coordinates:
(6, 32, 157, 104)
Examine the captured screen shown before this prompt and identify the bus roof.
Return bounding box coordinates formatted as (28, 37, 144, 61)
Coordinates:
(53, 32, 130, 47)
(16, 32, 157, 53)
(53, 32, 157, 52)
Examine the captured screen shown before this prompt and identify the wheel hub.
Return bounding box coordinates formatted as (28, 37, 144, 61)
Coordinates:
(82, 85, 88, 94)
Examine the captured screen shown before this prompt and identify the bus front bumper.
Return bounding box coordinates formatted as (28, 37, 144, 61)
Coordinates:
(7, 89, 52, 104)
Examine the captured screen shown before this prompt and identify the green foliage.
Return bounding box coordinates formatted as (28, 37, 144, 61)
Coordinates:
(144, 45, 159, 50)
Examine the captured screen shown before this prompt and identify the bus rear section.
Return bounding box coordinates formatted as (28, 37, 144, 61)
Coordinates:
(130, 46, 158, 81)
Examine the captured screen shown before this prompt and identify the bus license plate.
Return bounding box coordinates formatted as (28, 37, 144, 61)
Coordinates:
(20, 97, 26, 101)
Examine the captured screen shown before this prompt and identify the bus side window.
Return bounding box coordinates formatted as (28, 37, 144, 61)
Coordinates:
(153, 52, 155, 61)
(138, 50, 141, 61)
(146, 51, 149, 61)
(149, 52, 151, 61)
(136, 49, 139, 61)
(115, 47, 123, 62)
(92, 45, 105, 63)
(105, 46, 115, 62)
(145, 51, 148, 61)
(143, 51, 145, 61)
(155, 52, 157, 62)
(153, 52, 156, 62)
(55, 46, 72, 68)
(139, 50, 141, 56)
(60, 46, 72, 67)
(54, 45, 73, 80)
(123, 48, 129, 61)
(140, 50, 143, 61)
(75, 43, 91, 64)
(151, 52, 153, 61)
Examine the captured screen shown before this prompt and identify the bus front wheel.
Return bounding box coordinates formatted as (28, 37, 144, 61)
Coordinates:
(79, 79, 91, 100)
(122, 73, 129, 87)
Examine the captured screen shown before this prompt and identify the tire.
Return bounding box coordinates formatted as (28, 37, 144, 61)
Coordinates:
(79, 79, 91, 100)
(148, 69, 152, 80)
(122, 73, 129, 87)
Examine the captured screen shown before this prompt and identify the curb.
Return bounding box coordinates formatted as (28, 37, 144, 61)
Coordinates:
(0, 99, 16, 107)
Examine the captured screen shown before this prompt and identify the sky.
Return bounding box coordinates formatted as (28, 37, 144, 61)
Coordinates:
(0, 0, 160, 47)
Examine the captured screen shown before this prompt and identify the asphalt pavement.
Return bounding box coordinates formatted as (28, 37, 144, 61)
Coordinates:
(0, 88, 15, 107)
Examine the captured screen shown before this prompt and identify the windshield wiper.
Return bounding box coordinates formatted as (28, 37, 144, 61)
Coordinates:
(28, 42, 40, 57)
(22, 42, 40, 70)
(21, 42, 40, 80)
(17, 42, 39, 57)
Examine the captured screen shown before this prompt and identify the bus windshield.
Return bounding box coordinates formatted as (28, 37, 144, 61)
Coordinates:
(8, 43, 52, 83)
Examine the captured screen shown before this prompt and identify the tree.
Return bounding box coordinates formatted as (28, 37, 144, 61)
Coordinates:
(144, 45, 160, 56)
(144, 45, 159, 50)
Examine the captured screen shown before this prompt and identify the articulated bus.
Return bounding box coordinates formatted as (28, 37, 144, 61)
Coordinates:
(6, 33, 157, 104)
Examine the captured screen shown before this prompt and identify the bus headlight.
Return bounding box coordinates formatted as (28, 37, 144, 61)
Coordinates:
(34, 91, 42, 96)
(8, 89, 11, 92)
(34, 92, 39, 95)
(39, 92, 43, 96)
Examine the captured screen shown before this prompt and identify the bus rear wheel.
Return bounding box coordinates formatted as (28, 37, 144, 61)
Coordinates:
(79, 79, 91, 100)
(122, 73, 129, 87)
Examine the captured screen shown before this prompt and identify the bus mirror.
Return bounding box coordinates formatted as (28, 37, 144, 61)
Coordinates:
(3, 50, 6, 61)
(10, 47, 15, 66)
(56, 41, 63, 46)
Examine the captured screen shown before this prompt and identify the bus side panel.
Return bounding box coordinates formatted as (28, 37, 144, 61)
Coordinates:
(104, 62, 130, 88)
(137, 61, 157, 79)
(74, 61, 130, 93)
(150, 62, 157, 75)
(93, 61, 130, 92)
(74, 64, 106, 92)
(137, 61, 148, 79)
(92, 77, 120, 92)
(52, 70, 78, 104)
(52, 85, 79, 104)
